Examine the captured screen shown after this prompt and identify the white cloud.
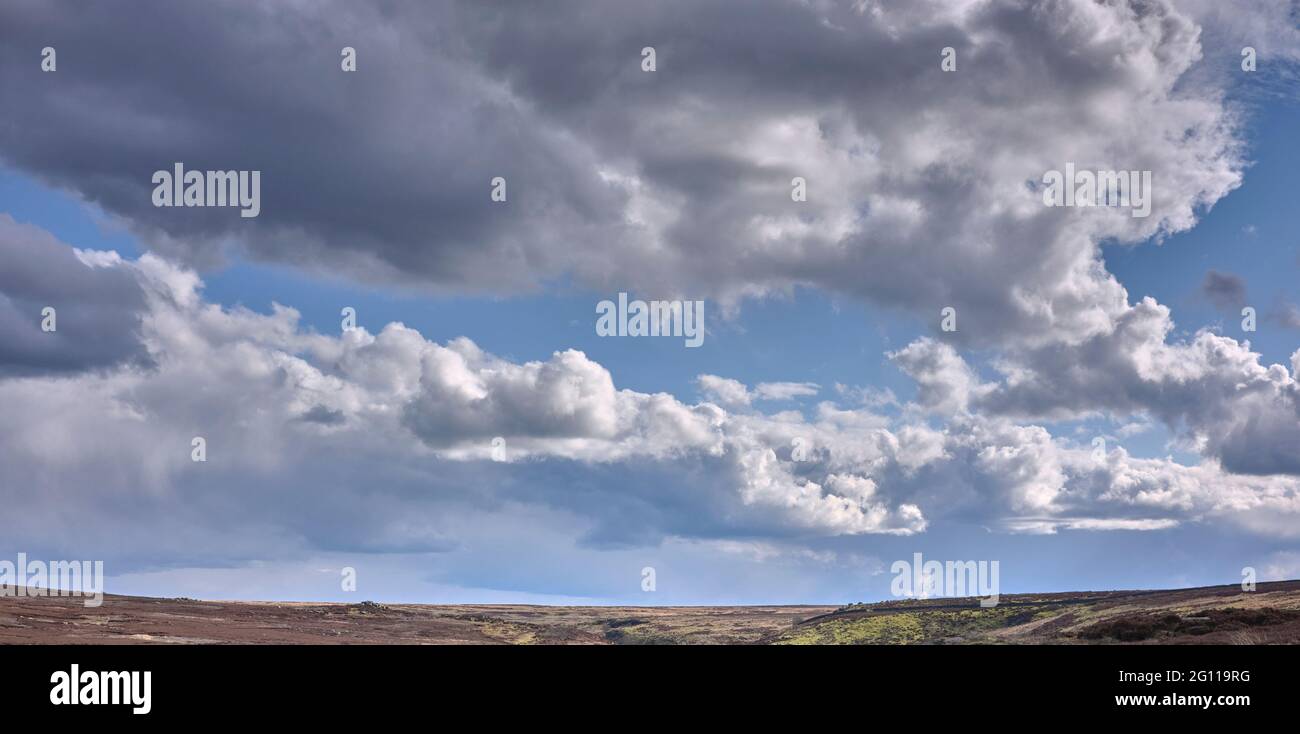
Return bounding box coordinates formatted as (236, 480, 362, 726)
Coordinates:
(696, 374, 753, 409)
(754, 381, 821, 401)
(3, 243, 1300, 581)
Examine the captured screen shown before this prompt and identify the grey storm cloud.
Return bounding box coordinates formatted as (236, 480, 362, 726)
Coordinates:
(0, 0, 1245, 346)
(0, 0, 631, 289)
(0, 214, 149, 374)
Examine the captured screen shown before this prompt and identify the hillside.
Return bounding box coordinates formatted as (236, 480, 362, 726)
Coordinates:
(3, 581, 1298, 644)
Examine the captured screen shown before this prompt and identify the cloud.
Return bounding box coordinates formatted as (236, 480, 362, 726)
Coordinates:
(0, 241, 943, 570)
(1201, 270, 1248, 309)
(754, 381, 821, 401)
(5, 237, 1300, 578)
(889, 337, 987, 414)
(1261, 550, 1300, 582)
(696, 375, 819, 407)
(0, 215, 150, 375)
(1269, 301, 1300, 329)
(3, 1, 1299, 593)
(0, 0, 1247, 348)
(1116, 417, 1155, 437)
(696, 374, 753, 408)
(1002, 517, 1183, 534)
(965, 297, 1300, 476)
(1175, 0, 1300, 63)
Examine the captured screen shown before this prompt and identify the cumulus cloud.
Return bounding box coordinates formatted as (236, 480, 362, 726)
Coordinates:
(959, 297, 1300, 476)
(5, 237, 1300, 578)
(0, 0, 1248, 347)
(889, 338, 987, 414)
(696, 374, 753, 409)
(0, 242, 945, 568)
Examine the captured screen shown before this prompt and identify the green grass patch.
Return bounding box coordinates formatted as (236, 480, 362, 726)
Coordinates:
(775, 606, 1043, 645)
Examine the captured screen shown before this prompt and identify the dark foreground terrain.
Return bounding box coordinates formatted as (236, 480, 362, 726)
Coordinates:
(3, 581, 1299, 644)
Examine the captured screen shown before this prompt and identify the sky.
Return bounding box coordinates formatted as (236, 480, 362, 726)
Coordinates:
(1, 0, 1299, 605)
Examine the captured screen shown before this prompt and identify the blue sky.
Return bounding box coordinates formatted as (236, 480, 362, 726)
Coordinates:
(1107, 96, 1300, 370)
(2, 0, 1300, 604)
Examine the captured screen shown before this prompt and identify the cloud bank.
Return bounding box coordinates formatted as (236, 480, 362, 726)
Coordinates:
(1, 0, 1298, 591)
